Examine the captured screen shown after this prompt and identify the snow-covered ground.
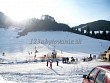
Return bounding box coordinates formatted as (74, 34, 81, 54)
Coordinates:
(0, 27, 110, 83)
(0, 60, 110, 83)
(0, 27, 110, 55)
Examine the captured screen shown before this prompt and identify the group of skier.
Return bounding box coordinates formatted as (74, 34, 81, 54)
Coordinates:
(62, 57, 77, 63)
(83, 54, 96, 62)
(46, 60, 59, 69)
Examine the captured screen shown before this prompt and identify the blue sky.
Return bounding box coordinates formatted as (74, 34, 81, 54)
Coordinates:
(0, 0, 110, 26)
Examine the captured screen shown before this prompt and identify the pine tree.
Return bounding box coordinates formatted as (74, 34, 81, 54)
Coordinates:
(92, 30, 95, 35)
(86, 26, 90, 35)
(81, 28, 84, 34)
(102, 30, 106, 36)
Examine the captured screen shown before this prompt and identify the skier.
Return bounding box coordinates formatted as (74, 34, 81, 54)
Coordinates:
(93, 55, 96, 59)
(89, 54, 93, 61)
(62, 58, 64, 63)
(50, 60, 52, 68)
(47, 60, 48, 67)
(56, 60, 58, 66)
(83, 57, 86, 62)
(67, 57, 69, 63)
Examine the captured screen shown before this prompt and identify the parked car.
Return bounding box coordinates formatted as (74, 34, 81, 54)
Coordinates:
(82, 65, 110, 83)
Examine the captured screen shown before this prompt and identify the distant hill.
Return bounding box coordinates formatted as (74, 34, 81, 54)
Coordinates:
(73, 20, 110, 31)
(0, 11, 12, 28)
(18, 15, 71, 36)
(72, 20, 110, 41)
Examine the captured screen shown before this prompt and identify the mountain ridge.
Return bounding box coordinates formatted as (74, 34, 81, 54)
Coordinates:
(73, 20, 110, 31)
(0, 11, 110, 40)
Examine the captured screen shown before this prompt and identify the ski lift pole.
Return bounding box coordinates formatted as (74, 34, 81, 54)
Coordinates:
(34, 46, 36, 58)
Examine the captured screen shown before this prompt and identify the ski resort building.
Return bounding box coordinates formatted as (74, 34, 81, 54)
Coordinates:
(99, 47, 110, 61)
(106, 50, 110, 61)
